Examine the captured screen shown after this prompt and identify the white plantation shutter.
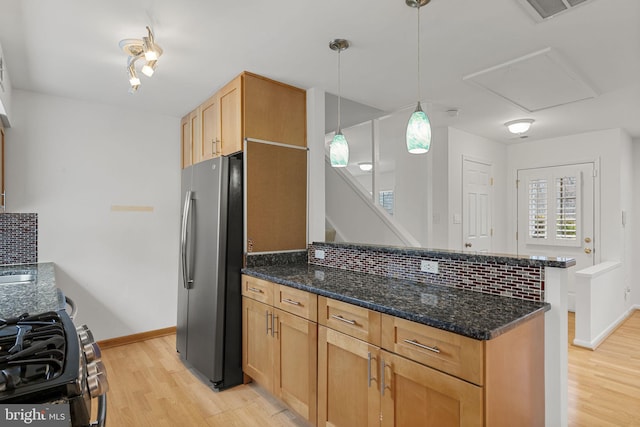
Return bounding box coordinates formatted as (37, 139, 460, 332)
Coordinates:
(524, 168, 582, 247)
(528, 179, 548, 239)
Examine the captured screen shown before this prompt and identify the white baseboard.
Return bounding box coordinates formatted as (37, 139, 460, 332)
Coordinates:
(572, 306, 638, 350)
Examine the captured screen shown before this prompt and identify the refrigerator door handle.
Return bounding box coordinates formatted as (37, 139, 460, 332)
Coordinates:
(181, 190, 195, 289)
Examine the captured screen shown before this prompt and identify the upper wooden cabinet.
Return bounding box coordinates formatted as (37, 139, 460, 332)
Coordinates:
(218, 76, 242, 156)
(200, 94, 219, 161)
(180, 115, 192, 169)
(181, 71, 306, 169)
(243, 72, 306, 147)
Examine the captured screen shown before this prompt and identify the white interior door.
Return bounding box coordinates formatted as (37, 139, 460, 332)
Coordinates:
(462, 158, 492, 253)
(517, 163, 596, 310)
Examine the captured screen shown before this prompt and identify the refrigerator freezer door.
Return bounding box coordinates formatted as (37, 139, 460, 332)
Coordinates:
(186, 157, 226, 382)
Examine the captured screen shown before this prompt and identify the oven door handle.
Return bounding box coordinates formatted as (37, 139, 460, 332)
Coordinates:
(91, 393, 107, 427)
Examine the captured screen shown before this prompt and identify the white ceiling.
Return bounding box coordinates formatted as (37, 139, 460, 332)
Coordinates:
(0, 0, 638, 144)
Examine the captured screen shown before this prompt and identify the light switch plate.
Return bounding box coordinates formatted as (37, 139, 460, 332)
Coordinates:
(315, 249, 325, 260)
(421, 260, 439, 274)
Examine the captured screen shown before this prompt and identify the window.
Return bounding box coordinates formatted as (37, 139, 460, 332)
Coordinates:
(528, 179, 547, 239)
(379, 190, 394, 215)
(523, 170, 581, 247)
(556, 176, 577, 240)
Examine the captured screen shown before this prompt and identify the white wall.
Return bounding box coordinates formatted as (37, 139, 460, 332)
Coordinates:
(447, 127, 508, 252)
(307, 87, 325, 244)
(0, 41, 13, 126)
(507, 128, 634, 313)
(633, 138, 640, 307)
(6, 90, 180, 340)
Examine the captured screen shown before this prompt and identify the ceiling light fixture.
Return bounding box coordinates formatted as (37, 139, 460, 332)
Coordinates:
(358, 162, 373, 172)
(405, 0, 432, 154)
(119, 26, 163, 93)
(505, 119, 535, 134)
(329, 38, 350, 168)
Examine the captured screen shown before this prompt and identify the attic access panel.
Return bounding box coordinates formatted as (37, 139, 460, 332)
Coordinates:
(463, 47, 598, 113)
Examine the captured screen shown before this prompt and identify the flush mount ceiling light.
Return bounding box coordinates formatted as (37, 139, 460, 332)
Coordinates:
(119, 26, 163, 94)
(505, 119, 535, 134)
(405, 0, 433, 155)
(329, 38, 350, 168)
(358, 162, 373, 171)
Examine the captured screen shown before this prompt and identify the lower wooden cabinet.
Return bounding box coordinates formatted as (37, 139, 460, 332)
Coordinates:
(242, 297, 274, 390)
(242, 284, 318, 426)
(318, 326, 483, 427)
(243, 278, 544, 427)
(317, 326, 380, 427)
(274, 309, 317, 423)
(380, 350, 483, 427)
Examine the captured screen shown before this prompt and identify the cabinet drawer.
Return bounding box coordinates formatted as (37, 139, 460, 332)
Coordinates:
(381, 314, 484, 386)
(274, 285, 317, 322)
(241, 275, 274, 305)
(318, 297, 381, 346)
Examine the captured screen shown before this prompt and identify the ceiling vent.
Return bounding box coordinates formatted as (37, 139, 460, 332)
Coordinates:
(515, 0, 595, 21)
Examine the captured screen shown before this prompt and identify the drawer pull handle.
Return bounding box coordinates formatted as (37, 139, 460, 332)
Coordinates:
(331, 314, 357, 325)
(403, 339, 440, 354)
(367, 352, 372, 388)
(282, 298, 301, 306)
(248, 287, 264, 294)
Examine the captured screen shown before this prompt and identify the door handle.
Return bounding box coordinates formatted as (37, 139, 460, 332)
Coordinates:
(584, 248, 592, 254)
(464, 242, 472, 248)
(181, 190, 194, 289)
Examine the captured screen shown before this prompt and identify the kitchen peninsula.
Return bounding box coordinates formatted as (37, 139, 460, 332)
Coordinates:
(242, 242, 575, 427)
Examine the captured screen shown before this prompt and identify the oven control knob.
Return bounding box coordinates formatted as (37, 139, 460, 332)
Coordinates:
(83, 342, 102, 363)
(86, 360, 107, 378)
(76, 325, 95, 346)
(87, 372, 109, 398)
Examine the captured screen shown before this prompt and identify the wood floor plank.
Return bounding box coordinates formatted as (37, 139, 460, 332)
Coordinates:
(96, 312, 640, 426)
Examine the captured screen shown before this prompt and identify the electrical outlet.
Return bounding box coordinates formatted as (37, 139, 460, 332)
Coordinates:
(420, 260, 439, 274)
(315, 249, 325, 260)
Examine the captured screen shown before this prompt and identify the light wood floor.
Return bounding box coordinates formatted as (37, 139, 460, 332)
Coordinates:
(98, 312, 640, 426)
(568, 311, 640, 427)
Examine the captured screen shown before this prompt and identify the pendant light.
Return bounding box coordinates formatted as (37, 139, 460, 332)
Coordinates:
(329, 39, 350, 168)
(405, 0, 432, 154)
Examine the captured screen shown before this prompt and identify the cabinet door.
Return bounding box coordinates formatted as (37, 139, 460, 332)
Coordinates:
(218, 76, 242, 156)
(200, 95, 219, 161)
(318, 326, 380, 427)
(189, 109, 202, 164)
(380, 350, 483, 427)
(242, 297, 273, 391)
(180, 114, 192, 169)
(274, 309, 317, 425)
(243, 72, 307, 147)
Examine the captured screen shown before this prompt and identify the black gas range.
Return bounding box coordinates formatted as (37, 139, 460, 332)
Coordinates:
(0, 310, 108, 426)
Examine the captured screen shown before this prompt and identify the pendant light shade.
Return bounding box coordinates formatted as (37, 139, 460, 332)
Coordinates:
(330, 132, 349, 167)
(406, 0, 433, 154)
(329, 38, 350, 168)
(406, 102, 432, 154)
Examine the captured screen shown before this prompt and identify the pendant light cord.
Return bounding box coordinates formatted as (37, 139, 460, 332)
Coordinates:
(417, 5, 421, 104)
(337, 48, 342, 133)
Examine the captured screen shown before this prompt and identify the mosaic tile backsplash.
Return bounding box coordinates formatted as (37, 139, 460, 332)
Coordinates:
(308, 243, 544, 301)
(0, 213, 38, 265)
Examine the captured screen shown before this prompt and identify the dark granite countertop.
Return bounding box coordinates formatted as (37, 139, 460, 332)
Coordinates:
(242, 263, 550, 340)
(0, 263, 64, 318)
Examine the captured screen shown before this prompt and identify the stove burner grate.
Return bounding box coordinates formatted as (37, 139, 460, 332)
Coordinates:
(0, 312, 66, 392)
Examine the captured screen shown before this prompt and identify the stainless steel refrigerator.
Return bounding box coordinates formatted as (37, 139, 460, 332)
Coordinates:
(177, 153, 243, 390)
